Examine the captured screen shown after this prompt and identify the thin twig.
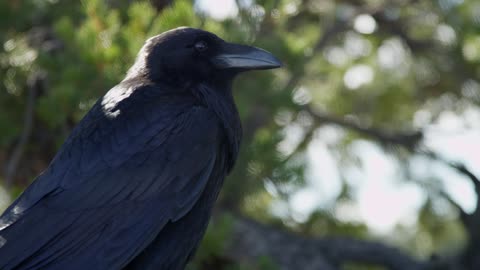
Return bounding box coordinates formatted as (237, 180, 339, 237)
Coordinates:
(4, 72, 45, 189)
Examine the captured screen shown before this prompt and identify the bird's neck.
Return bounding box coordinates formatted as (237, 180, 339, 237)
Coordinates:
(192, 83, 242, 172)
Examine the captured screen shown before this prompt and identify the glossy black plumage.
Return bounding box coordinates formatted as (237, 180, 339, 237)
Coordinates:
(0, 27, 280, 270)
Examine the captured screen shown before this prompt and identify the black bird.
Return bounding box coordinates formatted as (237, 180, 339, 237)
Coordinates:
(0, 27, 281, 270)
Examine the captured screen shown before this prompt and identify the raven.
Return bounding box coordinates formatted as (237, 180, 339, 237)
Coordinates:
(0, 27, 281, 270)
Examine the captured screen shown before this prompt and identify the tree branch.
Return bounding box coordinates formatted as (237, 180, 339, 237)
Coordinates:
(419, 149, 480, 248)
(4, 72, 45, 189)
(300, 105, 480, 269)
(226, 214, 430, 270)
(320, 237, 427, 270)
(306, 105, 424, 149)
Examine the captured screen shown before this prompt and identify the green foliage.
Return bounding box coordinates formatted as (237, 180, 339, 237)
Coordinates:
(1, 0, 479, 269)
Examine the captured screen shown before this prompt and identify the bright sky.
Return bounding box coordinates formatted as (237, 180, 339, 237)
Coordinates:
(288, 110, 479, 234)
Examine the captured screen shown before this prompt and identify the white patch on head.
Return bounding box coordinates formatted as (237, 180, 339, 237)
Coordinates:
(172, 26, 189, 31)
(124, 45, 149, 81)
(124, 28, 186, 81)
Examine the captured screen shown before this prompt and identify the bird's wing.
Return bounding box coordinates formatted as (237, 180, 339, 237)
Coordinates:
(0, 85, 222, 270)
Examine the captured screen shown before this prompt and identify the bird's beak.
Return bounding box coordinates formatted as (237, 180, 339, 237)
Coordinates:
(212, 42, 282, 70)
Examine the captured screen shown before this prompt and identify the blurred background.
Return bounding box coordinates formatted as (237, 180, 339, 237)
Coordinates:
(1, 0, 480, 269)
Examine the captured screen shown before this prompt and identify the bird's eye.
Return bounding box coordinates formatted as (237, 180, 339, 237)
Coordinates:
(194, 41, 208, 52)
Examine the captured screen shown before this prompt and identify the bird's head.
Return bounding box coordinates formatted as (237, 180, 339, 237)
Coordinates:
(125, 27, 281, 86)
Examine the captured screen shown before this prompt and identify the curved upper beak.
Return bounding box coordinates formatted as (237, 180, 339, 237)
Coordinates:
(212, 42, 282, 70)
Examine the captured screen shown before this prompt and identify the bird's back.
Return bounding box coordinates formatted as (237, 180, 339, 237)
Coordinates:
(0, 80, 238, 270)
(125, 146, 229, 270)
